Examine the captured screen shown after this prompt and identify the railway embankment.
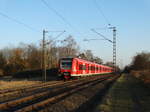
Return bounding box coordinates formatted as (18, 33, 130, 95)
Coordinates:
(94, 74, 150, 112)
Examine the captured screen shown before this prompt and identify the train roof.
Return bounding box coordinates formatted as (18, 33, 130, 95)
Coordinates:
(74, 58, 112, 69)
(60, 57, 73, 60)
(60, 57, 113, 69)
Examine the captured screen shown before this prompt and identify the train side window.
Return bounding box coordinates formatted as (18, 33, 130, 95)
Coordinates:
(83, 65, 86, 70)
(92, 66, 95, 71)
(89, 66, 91, 70)
(79, 64, 82, 70)
(79, 64, 86, 70)
(96, 67, 98, 71)
(91, 66, 93, 70)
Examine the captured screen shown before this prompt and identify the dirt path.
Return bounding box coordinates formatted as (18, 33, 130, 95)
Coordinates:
(94, 74, 150, 112)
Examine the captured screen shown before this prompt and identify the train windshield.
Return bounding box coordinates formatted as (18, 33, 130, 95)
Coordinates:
(61, 61, 72, 69)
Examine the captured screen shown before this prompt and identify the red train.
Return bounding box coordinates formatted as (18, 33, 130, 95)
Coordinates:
(59, 57, 113, 79)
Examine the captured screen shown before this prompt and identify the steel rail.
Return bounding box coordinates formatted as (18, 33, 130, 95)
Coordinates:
(0, 75, 113, 112)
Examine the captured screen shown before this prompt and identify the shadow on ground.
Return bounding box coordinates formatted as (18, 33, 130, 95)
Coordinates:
(94, 74, 150, 112)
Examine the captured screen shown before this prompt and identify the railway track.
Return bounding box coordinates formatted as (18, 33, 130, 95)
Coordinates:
(0, 81, 58, 94)
(0, 75, 111, 103)
(0, 75, 115, 112)
(0, 81, 65, 103)
(0, 78, 92, 103)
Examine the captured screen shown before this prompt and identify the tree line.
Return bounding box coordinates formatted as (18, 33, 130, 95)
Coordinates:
(124, 52, 150, 72)
(0, 35, 107, 76)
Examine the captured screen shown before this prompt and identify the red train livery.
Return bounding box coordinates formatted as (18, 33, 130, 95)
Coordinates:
(59, 57, 113, 79)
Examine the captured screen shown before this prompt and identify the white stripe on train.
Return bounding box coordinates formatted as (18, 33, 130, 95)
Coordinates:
(71, 72, 111, 76)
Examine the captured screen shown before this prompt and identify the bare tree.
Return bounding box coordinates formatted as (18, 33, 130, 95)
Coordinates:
(0, 35, 105, 76)
(0, 52, 6, 76)
(105, 62, 114, 67)
(131, 52, 150, 70)
(78, 50, 103, 64)
(84, 50, 94, 61)
(26, 44, 41, 70)
(59, 35, 79, 58)
(46, 39, 58, 68)
(92, 56, 103, 64)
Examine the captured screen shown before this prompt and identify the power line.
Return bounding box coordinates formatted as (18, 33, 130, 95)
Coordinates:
(93, 0, 111, 26)
(91, 29, 113, 43)
(54, 30, 66, 40)
(48, 30, 66, 40)
(0, 11, 39, 33)
(83, 38, 105, 42)
(40, 0, 83, 36)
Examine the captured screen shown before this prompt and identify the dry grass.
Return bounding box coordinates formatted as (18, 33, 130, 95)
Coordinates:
(0, 80, 42, 90)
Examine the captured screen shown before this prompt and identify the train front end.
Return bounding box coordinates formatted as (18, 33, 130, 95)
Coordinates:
(59, 58, 73, 80)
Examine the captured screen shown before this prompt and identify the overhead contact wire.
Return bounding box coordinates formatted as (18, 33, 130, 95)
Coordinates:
(93, 0, 111, 26)
(40, 0, 84, 37)
(0, 11, 40, 33)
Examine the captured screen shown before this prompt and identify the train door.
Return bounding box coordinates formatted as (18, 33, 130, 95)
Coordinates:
(86, 64, 89, 74)
(79, 62, 82, 75)
(88, 64, 91, 74)
(95, 65, 97, 74)
(96, 65, 98, 74)
(92, 64, 94, 74)
(82, 63, 86, 75)
(72, 59, 77, 75)
(76, 60, 79, 75)
(93, 64, 95, 74)
(98, 65, 100, 73)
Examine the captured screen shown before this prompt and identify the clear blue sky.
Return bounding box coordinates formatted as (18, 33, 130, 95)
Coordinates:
(0, 0, 150, 67)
